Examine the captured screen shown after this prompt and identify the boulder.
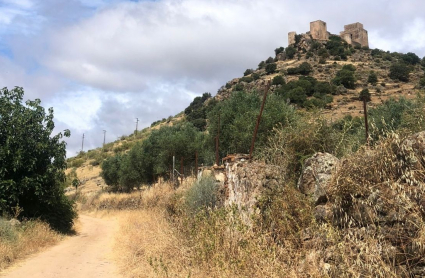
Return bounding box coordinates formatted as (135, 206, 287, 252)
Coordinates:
(9, 219, 21, 227)
(298, 152, 339, 205)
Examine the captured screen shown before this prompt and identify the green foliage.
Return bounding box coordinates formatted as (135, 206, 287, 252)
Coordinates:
(258, 61, 265, 69)
(318, 48, 329, 59)
(0, 87, 75, 232)
(419, 77, 425, 88)
(402, 52, 420, 65)
(326, 35, 348, 57)
(272, 75, 285, 86)
(101, 154, 123, 190)
(184, 93, 214, 131)
(207, 91, 298, 157)
(233, 83, 244, 92)
(274, 47, 284, 56)
(359, 88, 371, 102)
(243, 69, 254, 76)
(389, 62, 410, 82)
(185, 175, 219, 215)
(332, 67, 356, 89)
(421, 56, 425, 67)
(287, 62, 313, 75)
(265, 57, 274, 64)
(265, 63, 277, 74)
(368, 71, 378, 85)
(240, 76, 253, 83)
(252, 73, 260, 80)
(285, 46, 296, 59)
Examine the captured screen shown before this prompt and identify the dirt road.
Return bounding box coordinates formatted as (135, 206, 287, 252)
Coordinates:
(1, 214, 121, 278)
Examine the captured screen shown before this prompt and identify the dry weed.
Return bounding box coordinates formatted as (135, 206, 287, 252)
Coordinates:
(0, 219, 62, 270)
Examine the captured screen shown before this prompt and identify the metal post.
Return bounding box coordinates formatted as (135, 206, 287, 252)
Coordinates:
(195, 151, 198, 177)
(215, 113, 220, 166)
(172, 155, 175, 184)
(135, 118, 139, 135)
(363, 99, 369, 144)
(180, 157, 184, 184)
(81, 133, 84, 152)
(249, 80, 271, 161)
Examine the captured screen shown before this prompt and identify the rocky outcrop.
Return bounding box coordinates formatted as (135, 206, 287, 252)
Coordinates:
(297, 152, 339, 205)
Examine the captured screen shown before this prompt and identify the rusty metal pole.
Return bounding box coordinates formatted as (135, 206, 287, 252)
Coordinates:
(215, 113, 220, 165)
(195, 151, 198, 177)
(180, 157, 184, 184)
(249, 81, 271, 161)
(363, 99, 369, 144)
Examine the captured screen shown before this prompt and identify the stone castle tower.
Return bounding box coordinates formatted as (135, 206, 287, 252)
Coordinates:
(288, 20, 369, 48)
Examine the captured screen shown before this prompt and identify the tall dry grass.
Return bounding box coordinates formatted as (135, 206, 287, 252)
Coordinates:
(0, 219, 62, 270)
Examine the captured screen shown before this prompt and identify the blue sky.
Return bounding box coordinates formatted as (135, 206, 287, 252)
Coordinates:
(0, 0, 424, 156)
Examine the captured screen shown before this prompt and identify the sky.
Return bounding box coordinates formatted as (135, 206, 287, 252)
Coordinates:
(0, 0, 424, 157)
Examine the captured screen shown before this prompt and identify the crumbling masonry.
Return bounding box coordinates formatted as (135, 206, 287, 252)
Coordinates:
(288, 20, 369, 48)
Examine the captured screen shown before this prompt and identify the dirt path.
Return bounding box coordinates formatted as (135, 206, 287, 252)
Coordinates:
(1, 214, 121, 278)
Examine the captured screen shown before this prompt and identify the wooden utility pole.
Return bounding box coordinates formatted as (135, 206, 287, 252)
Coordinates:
(249, 80, 271, 161)
(103, 130, 106, 147)
(195, 151, 198, 178)
(81, 133, 84, 152)
(215, 114, 220, 166)
(363, 99, 369, 144)
(135, 118, 139, 135)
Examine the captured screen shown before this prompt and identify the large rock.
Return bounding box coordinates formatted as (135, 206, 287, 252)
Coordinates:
(298, 152, 339, 205)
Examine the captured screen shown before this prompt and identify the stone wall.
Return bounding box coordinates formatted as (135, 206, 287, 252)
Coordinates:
(288, 31, 296, 45)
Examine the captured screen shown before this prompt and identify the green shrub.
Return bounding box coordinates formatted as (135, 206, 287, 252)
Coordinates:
(419, 77, 425, 88)
(258, 61, 265, 69)
(265, 57, 274, 63)
(185, 175, 219, 215)
(389, 62, 410, 82)
(243, 69, 254, 76)
(285, 46, 296, 59)
(265, 63, 277, 74)
(233, 83, 244, 91)
(240, 76, 253, 83)
(333, 68, 356, 89)
(272, 75, 285, 85)
(274, 47, 284, 55)
(368, 71, 378, 85)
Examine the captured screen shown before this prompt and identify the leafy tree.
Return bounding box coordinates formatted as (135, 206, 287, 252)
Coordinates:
(285, 46, 297, 59)
(368, 71, 378, 85)
(265, 57, 274, 64)
(389, 62, 410, 82)
(342, 64, 356, 72)
(421, 56, 425, 67)
(402, 52, 420, 65)
(272, 75, 285, 86)
(314, 82, 335, 96)
(244, 69, 254, 76)
(359, 88, 371, 102)
(258, 61, 265, 69)
(101, 154, 123, 190)
(184, 92, 212, 131)
(297, 62, 313, 75)
(318, 48, 329, 59)
(265, 63, 277, 74)
(207, 91, 298, 157)
(332, 69, 356, 89)
(0, 87, 75, 232)
(274, 47, 284, 56)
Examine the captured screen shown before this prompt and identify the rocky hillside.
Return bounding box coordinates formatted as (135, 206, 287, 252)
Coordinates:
(216, 35, 424, 121)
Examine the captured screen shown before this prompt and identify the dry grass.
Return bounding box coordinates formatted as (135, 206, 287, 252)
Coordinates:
(0, 219, 62, 270)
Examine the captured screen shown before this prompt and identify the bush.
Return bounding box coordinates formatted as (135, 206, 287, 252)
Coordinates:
(389, 62, 410, 82)
(258, 61, 265, 69)
(274, 47, 284, 55)
(233, 83, 244, 91)
(185, 175, 219, 215)
(420, 77, 425, 88)
(240, 76, 253, 83)
(402, 52, 420, 65)
(265, 57, 274, 64)
(286, 62, 312, 75)
(368, 71, 378, 85)
(265, 63, 277, 74)
(243, 69, 254, 76)
(272, 75, 285, 86)
(285, 46, 296, 59)
(332, 69, 356, 89)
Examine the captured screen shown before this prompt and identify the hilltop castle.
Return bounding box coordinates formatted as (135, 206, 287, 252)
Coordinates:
(288, 20, 369, 48)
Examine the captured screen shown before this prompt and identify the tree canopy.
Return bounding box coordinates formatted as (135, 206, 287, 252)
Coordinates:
(0, 87, 75, 232)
